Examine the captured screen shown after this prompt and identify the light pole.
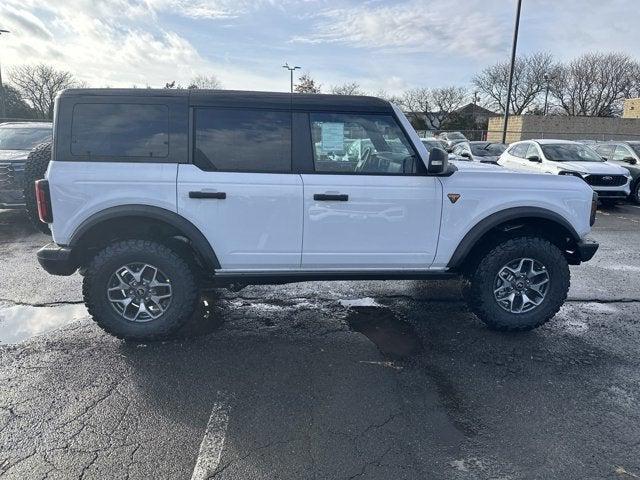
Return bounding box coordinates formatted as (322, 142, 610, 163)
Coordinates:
(282, 62, 300, 93)
(543, 73, 550, 115)
(0, 29, 9, 121)
(502, 0, 523, 144)
(472, 90, 479, 139)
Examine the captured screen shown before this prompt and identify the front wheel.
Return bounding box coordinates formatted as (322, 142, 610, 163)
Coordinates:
(464, 236, 570, 332)
(633, 181, 640, 204)
(83, 239, 200, 341)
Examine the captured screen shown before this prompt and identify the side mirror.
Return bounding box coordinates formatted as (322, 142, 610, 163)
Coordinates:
(527, 155, 541, 163)
(623, 156, 638, 165)
(601, 156, 608, 161)
(461, 151, 471, 158)
(428, 147, 449, 174)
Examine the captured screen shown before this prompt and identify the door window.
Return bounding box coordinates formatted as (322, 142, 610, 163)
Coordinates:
(508, 143, 529, 158)
(613, 145, 634, 162)
(194, 108, 291, 172)
(525, 143, 540, 159)
(309, 113, 417, 174)
(594, 144, 614, 159)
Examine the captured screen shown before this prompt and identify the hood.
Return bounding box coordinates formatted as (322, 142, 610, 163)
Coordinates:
(0, 150, 30, 162)
(453, 160, 506, 172)
(554, 161, 628, 175)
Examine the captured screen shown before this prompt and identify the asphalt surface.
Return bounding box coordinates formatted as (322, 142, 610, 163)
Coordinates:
(1, 204, 640, 479)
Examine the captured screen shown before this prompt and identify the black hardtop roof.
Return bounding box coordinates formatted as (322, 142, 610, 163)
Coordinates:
(59, 88, 393, 112)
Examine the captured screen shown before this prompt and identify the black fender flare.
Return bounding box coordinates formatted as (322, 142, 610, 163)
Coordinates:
(447, 206, 581, 269)
(68, 204, 221, 270)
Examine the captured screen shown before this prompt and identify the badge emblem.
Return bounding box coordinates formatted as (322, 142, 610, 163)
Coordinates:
(447, 193, 461, 204)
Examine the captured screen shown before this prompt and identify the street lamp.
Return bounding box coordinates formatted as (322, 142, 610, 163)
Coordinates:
(0, 29, 9, 121)
(282, 62, 300, 94)
(472, 90, 480, 140)
(502, 0, 523, 144)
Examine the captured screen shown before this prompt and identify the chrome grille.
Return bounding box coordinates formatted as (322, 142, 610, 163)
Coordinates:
(0, 163, 16, 190)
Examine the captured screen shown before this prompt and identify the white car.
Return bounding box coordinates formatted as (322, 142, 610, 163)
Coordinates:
(35, 89, 598, 340)
(498, 139, 631, 205)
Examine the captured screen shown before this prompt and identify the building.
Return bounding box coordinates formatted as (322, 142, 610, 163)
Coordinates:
(623, 98, 640, 119)
(486, 115, 640, 143)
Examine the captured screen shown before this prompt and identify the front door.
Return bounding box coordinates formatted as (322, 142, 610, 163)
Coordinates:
(301, 112, 442, 269)
(177, 107, 303, 270)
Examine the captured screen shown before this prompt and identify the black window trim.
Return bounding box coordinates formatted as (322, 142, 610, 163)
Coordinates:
(191, 105, 294, 174)
(303, 110, 426, 177)
(70, 102, 171, 161)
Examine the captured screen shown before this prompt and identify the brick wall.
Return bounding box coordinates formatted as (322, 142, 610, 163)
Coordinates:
(623, 98, 640, 119)
(487, 115, 640, 143)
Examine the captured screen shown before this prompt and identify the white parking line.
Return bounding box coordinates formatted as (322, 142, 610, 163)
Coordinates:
(191, 403, 230, 480)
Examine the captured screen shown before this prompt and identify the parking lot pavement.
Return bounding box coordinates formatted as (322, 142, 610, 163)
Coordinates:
(1, 205, 640, 479)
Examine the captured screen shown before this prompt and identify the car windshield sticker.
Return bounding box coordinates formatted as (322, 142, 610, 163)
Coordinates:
(320, 122, 344, 154)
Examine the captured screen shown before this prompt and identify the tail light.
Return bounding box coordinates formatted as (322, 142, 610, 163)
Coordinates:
(35, 179, 53, 223)
(590, 191, 598, 226)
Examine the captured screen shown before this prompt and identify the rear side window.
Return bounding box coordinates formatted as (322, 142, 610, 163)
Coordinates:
(71, 104, 169, 158)
(194, 108, 291, 173)
(594, 144, 614, 158)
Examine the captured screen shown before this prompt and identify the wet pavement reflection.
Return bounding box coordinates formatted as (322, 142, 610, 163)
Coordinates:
(0, 302, 88, 344)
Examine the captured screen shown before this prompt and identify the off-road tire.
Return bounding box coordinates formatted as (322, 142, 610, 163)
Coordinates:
(83, 239, 200, 341)
(23, 142, 52, 234)
(464, 236, 570, 332)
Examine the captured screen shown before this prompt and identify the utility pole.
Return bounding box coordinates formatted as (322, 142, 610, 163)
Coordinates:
(472, 90, 479, 140)
(0, 29, 9, 121)
(543, 73, 550, 115)
(502, 0, 523, 144)
(282, 62, 300, 93)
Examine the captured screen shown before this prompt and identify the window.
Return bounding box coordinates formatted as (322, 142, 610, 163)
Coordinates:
(194, 108, 291, 172)
(613, 145, 634, 161)
(525, 144, 540, 159)
(310, 113, 417, 174)
(509, 143, 529, 158)
(594, 144, 614, 159)
(72, 104, 168, 158)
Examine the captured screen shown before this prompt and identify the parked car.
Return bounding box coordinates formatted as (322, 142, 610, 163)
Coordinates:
(452, 141, 507, 164)
(0, 122, 52, 209)
(498, 139, 632, 206)
(36, 89, 598, 340)
(437, 131, 467, 151)
(592, 141, 640, 203)
(421, 138, 469, 162)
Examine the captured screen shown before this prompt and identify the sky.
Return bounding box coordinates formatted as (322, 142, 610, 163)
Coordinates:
(0, 0, 639, 94)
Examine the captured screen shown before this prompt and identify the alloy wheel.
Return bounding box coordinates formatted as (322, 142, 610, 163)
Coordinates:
(493, 257, 550, 314)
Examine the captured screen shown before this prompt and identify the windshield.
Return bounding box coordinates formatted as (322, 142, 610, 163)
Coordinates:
(0, 127, 51, 151)
(448, 132, 466, 140)
(539, 143, 604, 162)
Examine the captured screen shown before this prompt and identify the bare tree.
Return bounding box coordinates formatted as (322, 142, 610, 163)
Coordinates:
(294, 73, 321, 93)
(400, 86, 467, 129)
(373, 89, 402, 104)
(473, 52, 557, 115)
(550, 52, 639, 116)
(330, 82, 364, 95)
(9, 64, 80, 119)
(188, 74, 222, 90)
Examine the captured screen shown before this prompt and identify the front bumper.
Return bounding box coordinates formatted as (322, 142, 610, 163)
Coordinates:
(37, 243, 78, 276)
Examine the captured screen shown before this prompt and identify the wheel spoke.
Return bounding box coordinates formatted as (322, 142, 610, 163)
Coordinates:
(493, 257, 550, 314)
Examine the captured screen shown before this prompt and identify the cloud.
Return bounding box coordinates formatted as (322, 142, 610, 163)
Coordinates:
(0, 5, 53, 40)
(291, 0, 506, 58)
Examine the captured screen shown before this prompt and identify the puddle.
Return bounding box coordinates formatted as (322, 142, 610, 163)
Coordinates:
(345, 305, 422, 359)
(0, 302, 89, 344)
(339, 297, 381, 308)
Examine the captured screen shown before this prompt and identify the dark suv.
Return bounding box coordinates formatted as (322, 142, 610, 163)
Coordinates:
(0, 122, 52, 208)
(593, 141, 640, 203)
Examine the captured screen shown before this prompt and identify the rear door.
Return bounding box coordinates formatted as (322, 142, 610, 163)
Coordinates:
(300, 111, 442, 269)
(177, 107, 303, 270)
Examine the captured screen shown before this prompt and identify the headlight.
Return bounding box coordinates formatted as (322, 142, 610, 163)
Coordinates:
(559, 171, 585, 178)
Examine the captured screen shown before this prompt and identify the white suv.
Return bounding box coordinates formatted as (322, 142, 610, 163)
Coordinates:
(498, 139, 632, 205)
(35, 89, 599, 340)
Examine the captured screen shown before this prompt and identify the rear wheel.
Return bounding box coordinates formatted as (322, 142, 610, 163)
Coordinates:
(83, 239, 200, 341)
(23, 142, 52, 234)
(464, 236, 570, 332)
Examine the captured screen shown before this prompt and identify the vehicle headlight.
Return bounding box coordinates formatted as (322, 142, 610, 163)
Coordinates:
(559, 171, 585, 178)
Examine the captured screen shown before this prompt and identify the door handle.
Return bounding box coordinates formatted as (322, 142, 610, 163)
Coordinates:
(189, 191, 226, 199)
(314, 193, 349, 201)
